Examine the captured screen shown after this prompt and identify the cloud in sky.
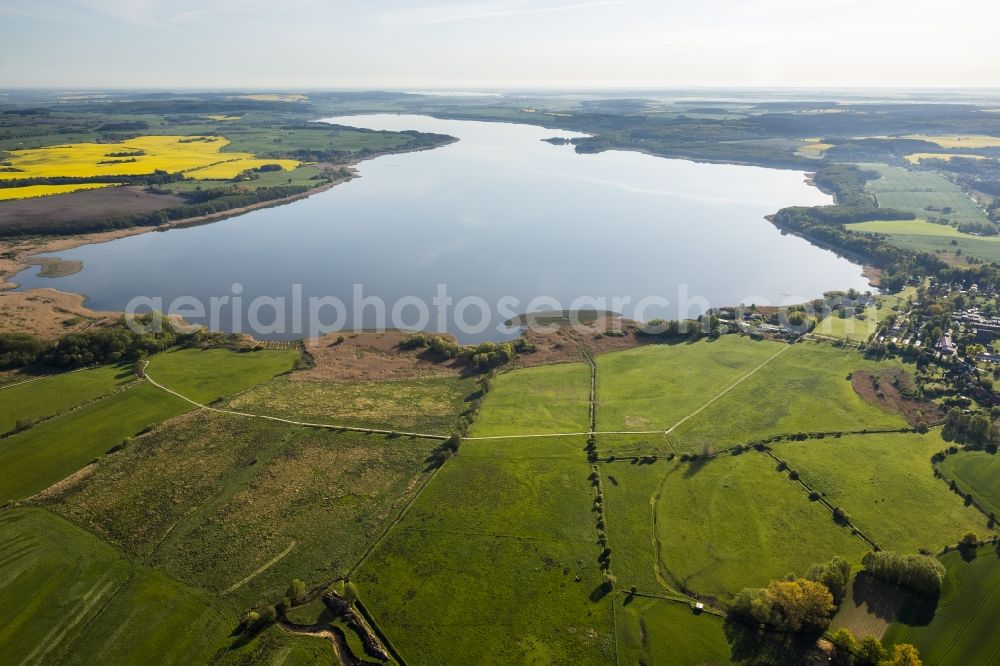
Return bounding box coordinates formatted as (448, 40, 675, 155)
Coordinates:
(1, 0, 997, 88)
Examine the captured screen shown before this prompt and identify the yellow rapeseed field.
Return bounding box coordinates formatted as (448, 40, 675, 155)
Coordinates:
(904, 152, 987, 164)
(904, 134, 1000, 149)
(182, 157, 301, 180)
(0, 183, 117, 201)
(795, 141, 833, 157)
(0, 135, 300, 199)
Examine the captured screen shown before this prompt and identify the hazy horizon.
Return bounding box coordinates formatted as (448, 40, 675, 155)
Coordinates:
(3, 0, 997, 89)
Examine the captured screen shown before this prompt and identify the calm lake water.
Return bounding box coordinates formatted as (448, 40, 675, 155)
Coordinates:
(13, 114, 870, 342)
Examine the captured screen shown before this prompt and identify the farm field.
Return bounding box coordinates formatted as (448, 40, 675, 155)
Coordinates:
(777, 432, 991, 553)
(939, 450, 1000, 517)
(227, 374, 473, 434)
(353, 436, 614, 665)
(0, 135, 302, 199)
(667, 341, 908, 454)
(0, 183, 117, 200)
(902, 134, 1000, 149)
(904, 152, 987, 164)
(471, 361, 591, 436)
(143, 347, 298, 404)
(0, 508, 234, 665)
(849, 218, 1000, 264)
(656, 452, 869, 600)
(0, 363, 134, 435)
(884, 548, 1000, 666)
(596, 336, 783, 435)
(861, 163, 988, 225)
(615, 596, 733, 665)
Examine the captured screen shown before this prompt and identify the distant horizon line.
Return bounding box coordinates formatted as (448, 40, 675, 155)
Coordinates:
(3, 84, 1000, 93)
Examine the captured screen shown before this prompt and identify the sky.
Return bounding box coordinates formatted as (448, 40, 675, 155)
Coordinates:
(2, 0, 998, 89)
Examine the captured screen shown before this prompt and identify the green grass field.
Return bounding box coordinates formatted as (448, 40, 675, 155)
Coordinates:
(227, 374, 473, 434)
(848, 219, 1000, 264)
(939, 450, 1000, 517)
(667, 341, 908, 453)
(862, 164, 989, 225)
(0, 364, 134, 435)
(656, 452, 869, 600)
(144, 347, 298, 404)
(599, 461, 670, 595)
(616, 596, 732, 665)
(215, 626, 337, 666)
(595, 337, 783, 436)
(813, 296, 902, 343)
(884, 548, 1000, 665)
(471, 361, 591, 436)
(778, 432, 991, 553)
(0, 508, 234, 665)
(353, 436, 615, 665)
(220, 126, 415, 156)
(48, 410, 439, 608)
(0, 347, 298, 504)
(0, 383, 189, 503)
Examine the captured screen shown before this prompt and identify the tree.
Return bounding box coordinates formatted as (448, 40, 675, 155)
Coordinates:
(732, 578, 834, 631)
(807, 556, 852, 605)
(858, 635, 883, 664)
(287, 578, 307, 604)
(885, 643, 922, 666)
(829, 628, 858, 665)
(861, 551, 945, 597)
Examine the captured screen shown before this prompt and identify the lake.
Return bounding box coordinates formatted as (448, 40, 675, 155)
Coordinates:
(12, 114, 870, 342)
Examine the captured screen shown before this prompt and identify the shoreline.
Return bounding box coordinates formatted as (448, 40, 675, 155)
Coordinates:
(0, 137, 459, 292)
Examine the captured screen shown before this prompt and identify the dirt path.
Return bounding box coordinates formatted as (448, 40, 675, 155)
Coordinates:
(277, 620, 355, 666)
(141, 362, 448, 441)
(224, 540, 297, 594)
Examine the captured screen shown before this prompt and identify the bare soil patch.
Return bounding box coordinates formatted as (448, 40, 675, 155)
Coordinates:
(299, 331, 464, 381)
(0, 288, 116, 339)
(513, 316, 654, 367)
(830, 573, 929, 640)
(0, 186, 184, 233)
(852, 368, 943, 427)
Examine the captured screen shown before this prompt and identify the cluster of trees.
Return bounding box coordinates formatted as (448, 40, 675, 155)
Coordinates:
(732, 577, 835, 632)
(941, 406, 999, 447)
(0, 316, 243, 370)
(861, 551, 945, 597)
(0, 169, 183, 190)
(0, 333, 48, 370)
(829, 629, 922, 666)
(399, 334, 535, 371)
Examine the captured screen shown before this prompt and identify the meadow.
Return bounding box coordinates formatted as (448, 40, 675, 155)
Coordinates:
(849, 219, 1000, 264)
(216, 626, 336, 666)
(0, 348, 298, 504)
(0, 383, 189, 503)
(812, 295, 903, 343)
(667, 341, 908, 454)
(883, 548, 1000, 665)
(655, 452, 869, 600)
(353, 436, 615, 665)
(0, 364, 134, 435)
(0, 508, 234, 665)
(227, 374, 473, 434)
(595, 337, 783, 435)
(144, 347, 298, 404)
(939, 450, 1000, 517)
(48, 410, 440, 608)
(777, 432, 991, 553)
(615, 596, 732, 666)
(471, 361, 591, 436)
